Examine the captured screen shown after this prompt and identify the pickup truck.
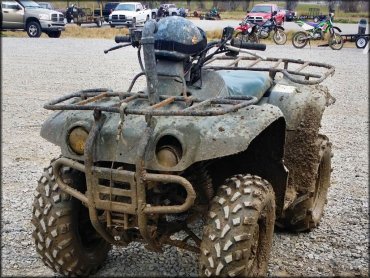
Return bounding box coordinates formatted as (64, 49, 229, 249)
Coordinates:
(109, 2, 152, 28)
(158, 3, 187, 17)
(246, 3, 285, 25)
(1, 0, 65, 38)
(94, 2, 119, 23)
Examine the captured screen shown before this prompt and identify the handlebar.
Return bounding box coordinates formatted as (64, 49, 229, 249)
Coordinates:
(115, 35, 131, 43)
(230, 38, 266, 51)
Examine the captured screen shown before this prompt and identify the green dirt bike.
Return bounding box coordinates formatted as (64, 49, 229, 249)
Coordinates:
(292, 13, 343, 50)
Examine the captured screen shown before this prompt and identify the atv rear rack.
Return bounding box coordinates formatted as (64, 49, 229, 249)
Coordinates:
(44, 89, 258, 116)
(203, 56, 335, 85)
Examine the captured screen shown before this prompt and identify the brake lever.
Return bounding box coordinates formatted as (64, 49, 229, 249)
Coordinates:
(104, 43, 132, 54)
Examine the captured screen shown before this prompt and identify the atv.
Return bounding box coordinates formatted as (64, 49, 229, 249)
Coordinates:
(32, 17, 335, 276)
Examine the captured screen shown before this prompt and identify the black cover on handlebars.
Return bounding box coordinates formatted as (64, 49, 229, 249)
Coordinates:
(230, 38, 266, 51)
(115, 35, 131, 43)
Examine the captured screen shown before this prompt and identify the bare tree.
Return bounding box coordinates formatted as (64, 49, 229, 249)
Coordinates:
(213, 0, 218, 8)
(286, 0, 298, 10)
(327, 0, 337, 13)
(199, 1, 205, 9)
(187, 0, 190, 10)
(339, 1, 360, 12)
(241, 0, 251, 11)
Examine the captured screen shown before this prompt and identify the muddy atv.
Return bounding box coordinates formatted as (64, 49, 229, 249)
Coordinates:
(32, 17, 335, 276)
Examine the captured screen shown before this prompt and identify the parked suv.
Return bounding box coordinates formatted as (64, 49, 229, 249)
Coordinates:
(1, 0, 65, 38)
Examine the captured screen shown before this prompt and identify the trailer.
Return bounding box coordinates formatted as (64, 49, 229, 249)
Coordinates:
(296, 8, 326, 23)
(65, 1, 104, 27)
(341, 33, 369, 48)
(341, 19, 369, 49)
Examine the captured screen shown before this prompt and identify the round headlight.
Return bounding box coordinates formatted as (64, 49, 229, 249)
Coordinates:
(68, 127, 88, 155)
(156, 135, 183, 168)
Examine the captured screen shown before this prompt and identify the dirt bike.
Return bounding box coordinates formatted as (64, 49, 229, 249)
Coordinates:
(234, 20, 260, 43)
(292, 13, 343, 50)
(249, 11, 287, 45)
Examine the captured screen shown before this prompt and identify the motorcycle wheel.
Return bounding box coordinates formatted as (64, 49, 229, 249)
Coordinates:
(292, 31, 308, 48)
(273, 30, 287, 45)
(329, 32, 344, 50)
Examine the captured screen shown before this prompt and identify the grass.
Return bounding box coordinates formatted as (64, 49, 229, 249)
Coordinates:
(0, 25, 357, 48)
(1, 25, 128, 39)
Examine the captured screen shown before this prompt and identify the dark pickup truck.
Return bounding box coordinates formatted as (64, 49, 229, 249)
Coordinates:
(94, 2, 119, 22)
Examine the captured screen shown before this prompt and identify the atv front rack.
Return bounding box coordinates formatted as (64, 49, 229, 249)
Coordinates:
(44, 89, 258, 116)
(203, 56, 335, 85)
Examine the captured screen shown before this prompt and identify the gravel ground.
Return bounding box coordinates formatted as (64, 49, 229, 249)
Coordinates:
(1, 37, 368, 277)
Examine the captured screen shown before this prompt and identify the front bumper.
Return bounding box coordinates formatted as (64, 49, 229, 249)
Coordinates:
(52, 156, 196, 215)
(109, 19, 133, 26)
(40, 20, 65, 31)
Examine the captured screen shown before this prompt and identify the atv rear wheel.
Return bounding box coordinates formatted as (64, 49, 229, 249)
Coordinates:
(282, 135, 332, 232)
(31, 163, 111, 276)
(199, 174, 275, 277)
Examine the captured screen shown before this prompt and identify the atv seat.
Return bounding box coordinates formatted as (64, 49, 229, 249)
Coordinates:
(217, 70, 272, 101)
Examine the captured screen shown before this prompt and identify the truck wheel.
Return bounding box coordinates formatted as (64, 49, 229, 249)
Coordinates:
(26, 21, 42, 38)
(131, 17, 136, 27)
(199, 174, 275, 277)
(172, 12, 177, 16)
(282, 135, 332, 232)
(67, 18, 71, 23)
(292, 31, 308, 48)
(355, 36, 367, 49)
(47, 31, 61, 38)
(31, 163, 111, 276)
(110, 24, 115, 28)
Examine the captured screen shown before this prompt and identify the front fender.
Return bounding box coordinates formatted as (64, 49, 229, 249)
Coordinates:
(41, 104, 285, 172)
(276, 26, 285, 31)
(332, 26, 342, 32)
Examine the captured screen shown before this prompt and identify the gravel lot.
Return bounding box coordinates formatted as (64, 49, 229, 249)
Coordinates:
(2, 37, 368, 277)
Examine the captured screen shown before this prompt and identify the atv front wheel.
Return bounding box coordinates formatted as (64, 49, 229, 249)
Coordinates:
(282, 135, 332, 232)
(199, 174, 275, 277)
(31, 163, 111, 276)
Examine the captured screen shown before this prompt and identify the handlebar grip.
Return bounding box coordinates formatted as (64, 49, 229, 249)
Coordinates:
(231, 38, 266, 51)
(115, 35, 131, 43)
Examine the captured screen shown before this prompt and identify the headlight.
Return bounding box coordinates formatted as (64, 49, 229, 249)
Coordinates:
(68, 127, 89, 155)
(39, 14, 50, 20)
(156, 135, 183, 168)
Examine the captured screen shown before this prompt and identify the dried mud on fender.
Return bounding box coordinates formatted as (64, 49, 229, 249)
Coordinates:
(284, 84, 334, 195)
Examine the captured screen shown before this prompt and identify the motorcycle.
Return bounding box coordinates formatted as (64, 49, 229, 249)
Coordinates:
(234, 20, 260, 43)
(292, 13, 343, 50)
(250, 11, 287, 45)
(200, 7, 221, 20)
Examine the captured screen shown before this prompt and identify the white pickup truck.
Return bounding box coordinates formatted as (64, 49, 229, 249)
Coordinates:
(109, 2, 152, 28)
